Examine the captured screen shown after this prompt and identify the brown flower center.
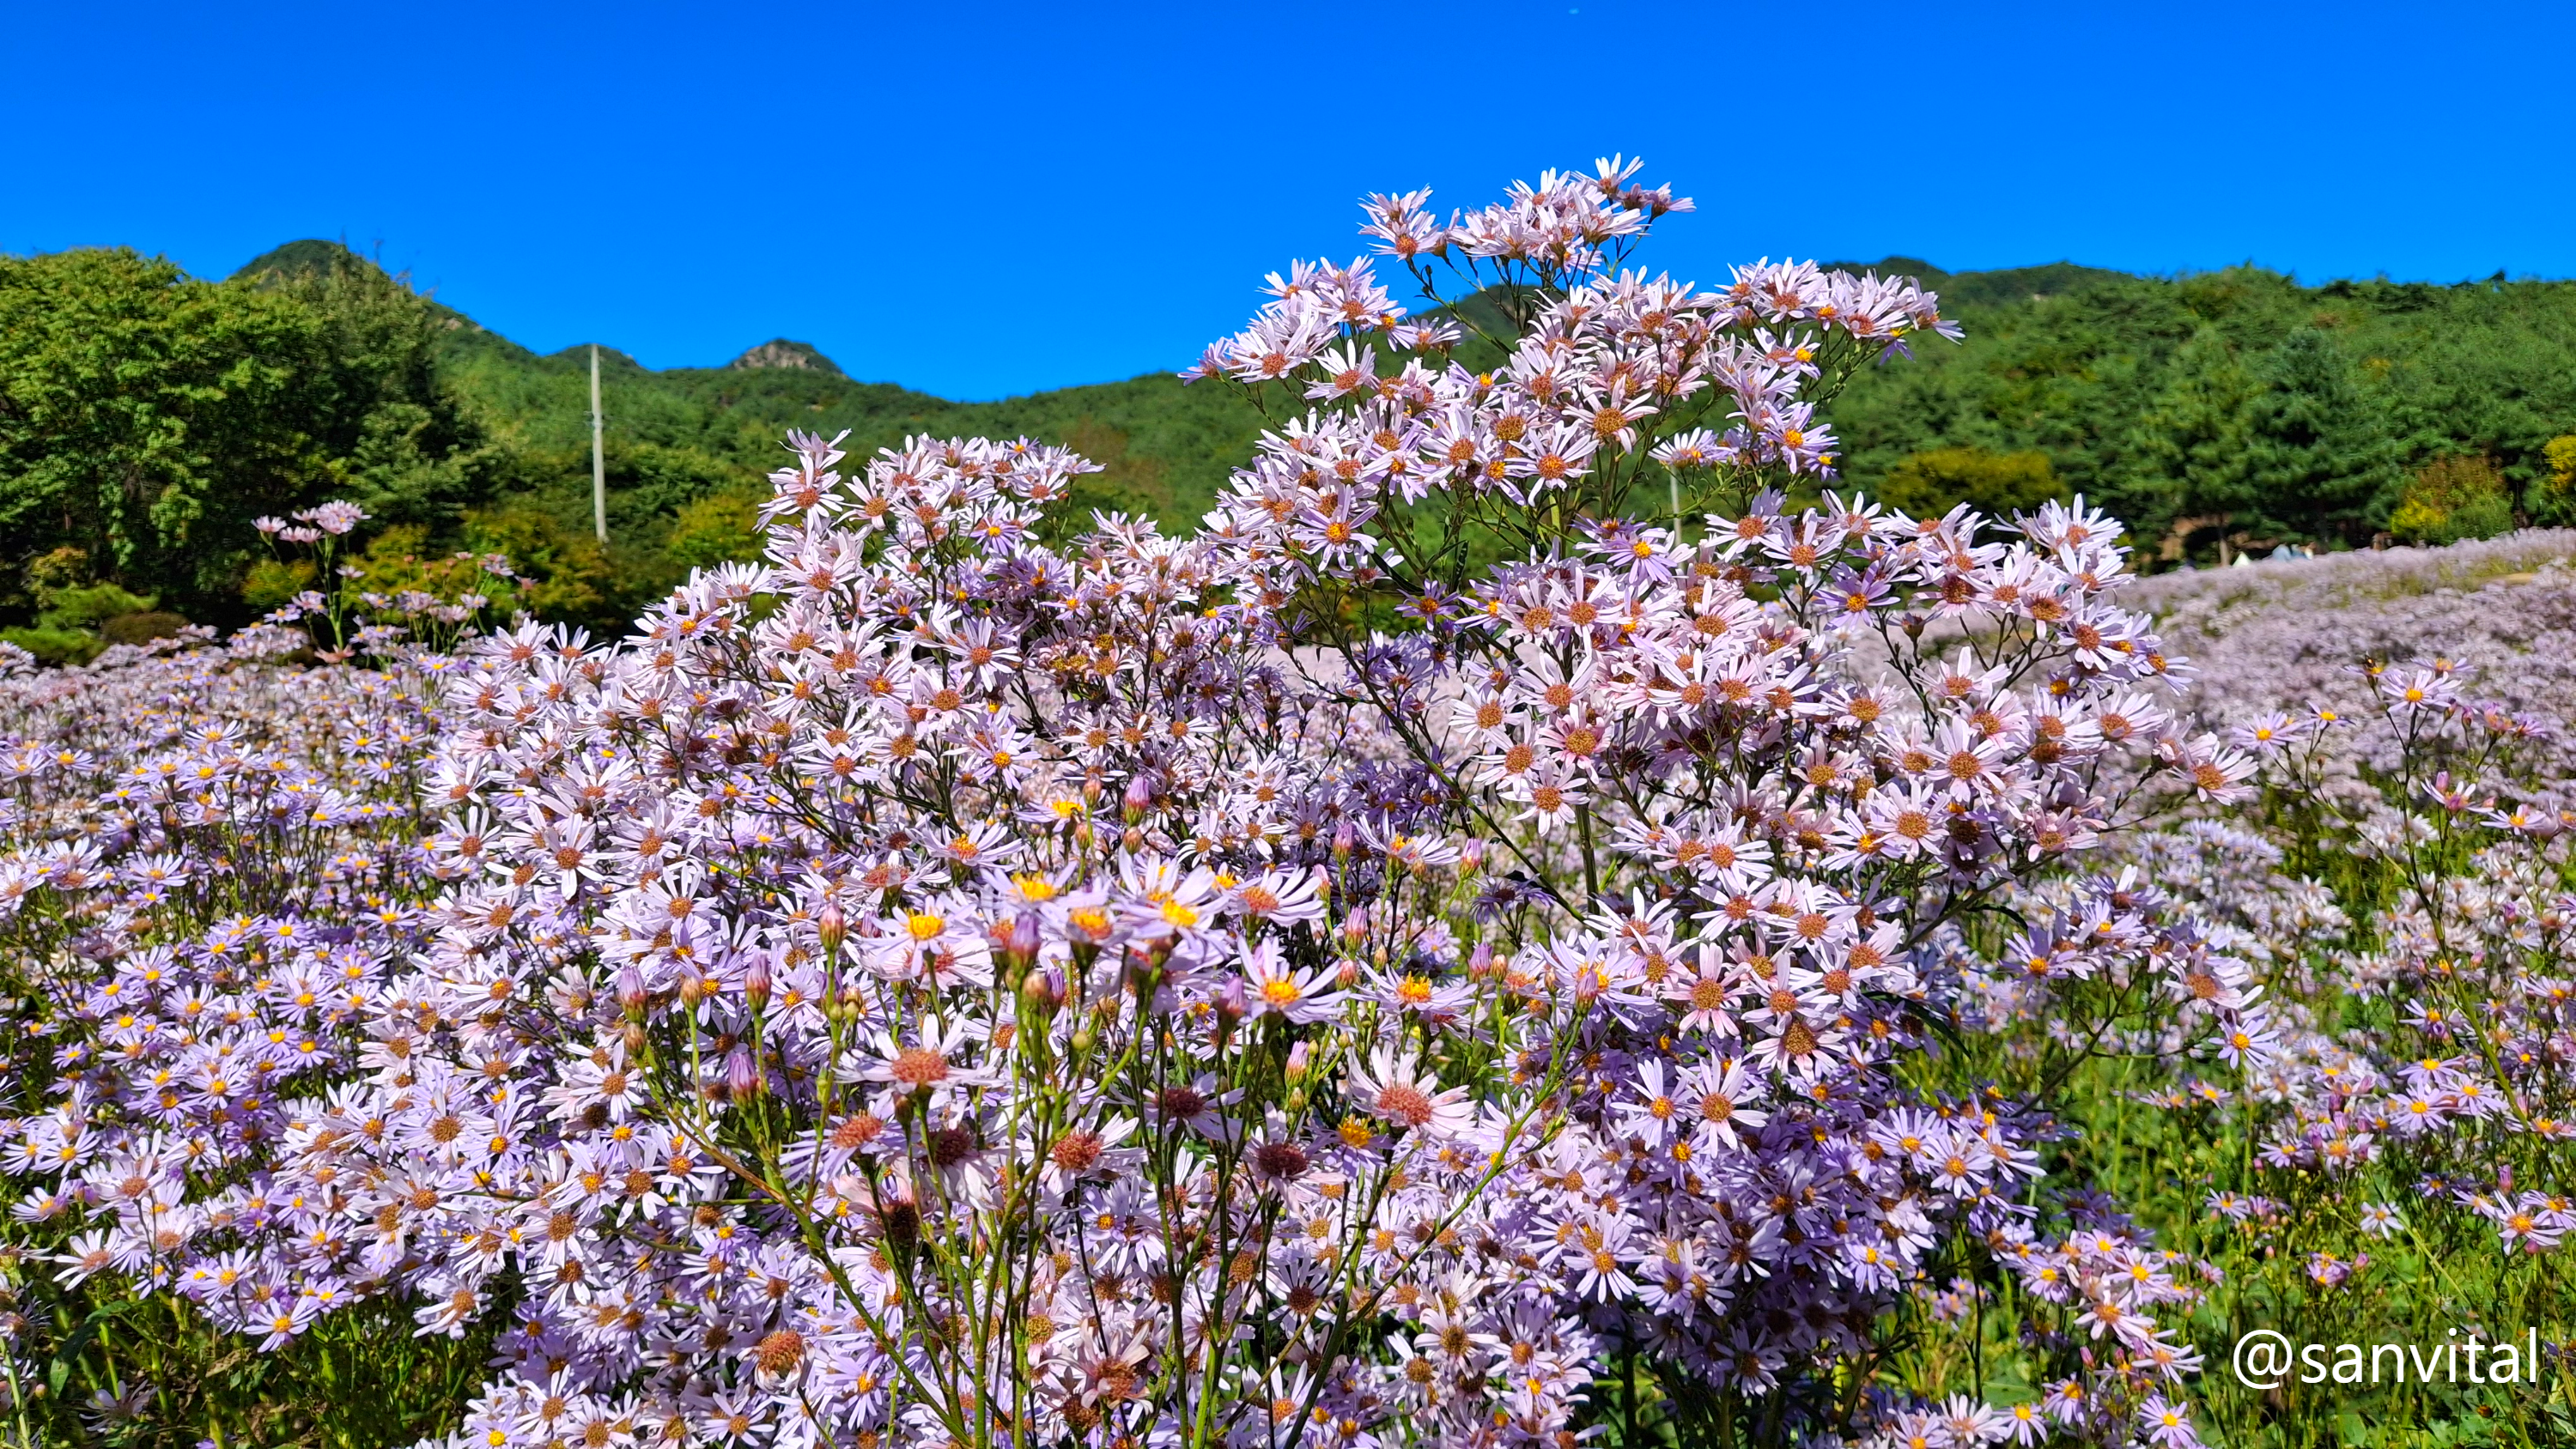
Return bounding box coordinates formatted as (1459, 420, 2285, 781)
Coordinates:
(889, 1047, 950, 1088)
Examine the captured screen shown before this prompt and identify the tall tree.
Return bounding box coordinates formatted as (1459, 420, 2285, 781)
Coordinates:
(0, 249, 325, 613)
(2240, 328, 2403, 543)
(240, 248, 498, 532)
(0, 246, 496, 620)
(2116, 327, 2256, 546)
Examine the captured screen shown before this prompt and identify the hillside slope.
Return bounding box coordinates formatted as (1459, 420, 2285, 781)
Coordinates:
(4, 235, 2567, 646)
(232, 241, 2576, 569)
(1830, 263, 2576, 553)
(236, 242, 1273, 531)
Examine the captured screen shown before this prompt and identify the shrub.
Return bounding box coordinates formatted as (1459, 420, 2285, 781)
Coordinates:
(240, 556, 318, 609)
(2390, 453, 2514, 544)
(2541, 434, 2576, 523)
(459, 503, 611, 622)
(97, 610, 190, 646)
(0, 624, 100, 665)
(1874, 445, 2067, 521)
(33, 582, 155, 630)
(663, 486, 767, 571)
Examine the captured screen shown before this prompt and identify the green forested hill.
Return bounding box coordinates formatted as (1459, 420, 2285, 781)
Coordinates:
(428, 312, 1262, 536)
(2, 237, 2572, 648)
(1823, 259, 2576, 558)
(416, 243, 2576, 577)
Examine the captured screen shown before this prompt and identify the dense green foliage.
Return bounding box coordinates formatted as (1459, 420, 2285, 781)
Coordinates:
(0, 246, 495, 624)
(1828, 258, 2576, 558)
(2, 241, 2573, 636)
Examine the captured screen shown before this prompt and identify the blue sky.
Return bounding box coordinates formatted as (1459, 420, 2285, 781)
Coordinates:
(5, 1, 2571, 400)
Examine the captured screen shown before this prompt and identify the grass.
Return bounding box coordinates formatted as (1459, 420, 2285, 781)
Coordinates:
(0, 1252, 505, 1449)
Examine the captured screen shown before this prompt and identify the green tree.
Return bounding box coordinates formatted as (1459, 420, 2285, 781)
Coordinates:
(242, 250, 501, 531)
(0, 244, 501, 622)
(2116, 327, 2257, 549)
(0, 249, 327, 615)
(2239, 327, 2402, 543)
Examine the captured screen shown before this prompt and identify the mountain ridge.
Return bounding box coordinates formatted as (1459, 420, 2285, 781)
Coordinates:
(227, 236, 2576, 595)
(234, 238, 2143, 398)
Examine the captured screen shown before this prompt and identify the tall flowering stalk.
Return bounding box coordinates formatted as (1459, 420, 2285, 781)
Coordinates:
(255, 500, 532, 661)
(1176, 160, 2233, 1447)
(0, 161, 2258, 1449)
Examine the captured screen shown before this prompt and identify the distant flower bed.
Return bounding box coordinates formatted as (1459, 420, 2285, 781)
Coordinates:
(0, 161, 2568, 1449)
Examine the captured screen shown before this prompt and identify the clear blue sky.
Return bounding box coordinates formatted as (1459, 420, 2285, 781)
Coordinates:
(5, 1, 2570, 400)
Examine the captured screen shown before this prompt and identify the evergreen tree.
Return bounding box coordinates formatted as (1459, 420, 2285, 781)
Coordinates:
(2117, 327, 2256, 550)
(239, 247, 501, 533)
(2239, 328, 2402, 543)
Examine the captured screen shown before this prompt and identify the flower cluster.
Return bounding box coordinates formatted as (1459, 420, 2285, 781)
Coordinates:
(2157, 649, 2576, 1228)
(252, 500, 368, 545)
(0, 161, 2268, 1449)
(0, 643, 440, 1376)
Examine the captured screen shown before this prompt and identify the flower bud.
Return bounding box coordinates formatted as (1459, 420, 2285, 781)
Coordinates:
(617, 965, 647, 1019)
(743, 957, 773, 1013)
(1459, 839, 1486, 876)
(1121, 773, 1153, 826)
(1020, 965, 1066, 1012)
(1285, 1040, 1313, 1082)
(1332, 821, 1356, 860)
(816, 902, 846, 956)
(1469, 941, 1496, 980)
(726, 1046, 761, 1100)
(1005, 911, 1043, 967)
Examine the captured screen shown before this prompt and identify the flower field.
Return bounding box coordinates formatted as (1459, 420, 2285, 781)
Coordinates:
(2, 161, 2573, 1449)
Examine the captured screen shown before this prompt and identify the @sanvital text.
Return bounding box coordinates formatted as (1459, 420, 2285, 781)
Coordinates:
(2233, 1327, 2543, 1391)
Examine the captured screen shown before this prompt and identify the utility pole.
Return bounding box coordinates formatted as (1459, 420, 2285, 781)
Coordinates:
(590, 344, 608, 543)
